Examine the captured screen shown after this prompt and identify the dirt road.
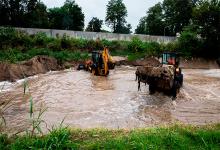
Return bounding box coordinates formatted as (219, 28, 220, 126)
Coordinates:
(0, 67, 220, 133)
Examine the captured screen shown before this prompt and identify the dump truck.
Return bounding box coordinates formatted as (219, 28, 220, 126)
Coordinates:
(136, 52, 183, 98)
(78, 47, 115, 76)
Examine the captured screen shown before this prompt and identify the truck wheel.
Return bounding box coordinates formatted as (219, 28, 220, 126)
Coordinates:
(172, 81, 178, 100)
(179, 74, 183, 87)
(149, 84, 155, 95)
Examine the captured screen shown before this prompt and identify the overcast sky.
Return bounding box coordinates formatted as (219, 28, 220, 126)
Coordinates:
(42, 0, 162, 32)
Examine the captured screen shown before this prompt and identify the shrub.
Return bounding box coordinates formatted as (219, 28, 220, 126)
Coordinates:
(178, 31, 202, 57)
(61, 34, 72, 49)
(0, 27, 17, 49)
(86, 40, 96, 51)
(33, 32, 48, 47)
(13, 31, 32, 49)
(101, 39, 112, 48)
(163, 42, 179, 53)
(143, 42, 161, 56)
(128, 37, 144, 52)
(47, 39, 61, 51)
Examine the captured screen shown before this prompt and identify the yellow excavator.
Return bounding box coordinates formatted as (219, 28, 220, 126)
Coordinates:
(78, 47, 115, 76)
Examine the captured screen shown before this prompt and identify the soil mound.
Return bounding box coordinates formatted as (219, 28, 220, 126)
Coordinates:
(116, 57, 161, 67)
(180, 58, 219, 69)
(0, 56, 60, 82)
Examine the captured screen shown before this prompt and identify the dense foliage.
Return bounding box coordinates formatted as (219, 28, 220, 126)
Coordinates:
(135, 0, 220, 58)
(135, 0, 194, 36)
(86, 17, 103, 32)
(0, 0, 85, 31)
(0, 27, 176, 62)
(105, 0, 131, 34)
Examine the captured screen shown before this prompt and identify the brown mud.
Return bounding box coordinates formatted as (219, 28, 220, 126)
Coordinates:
(0, 56, 219, 82)
(0, 56, 61, 82)
(0, 67, 220, 134)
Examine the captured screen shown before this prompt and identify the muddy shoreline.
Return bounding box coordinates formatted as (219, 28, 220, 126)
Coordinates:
(0, 56, 219, 82)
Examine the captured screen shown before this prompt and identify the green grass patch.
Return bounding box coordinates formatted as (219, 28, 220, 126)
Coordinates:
(0, 124, 219, 149)
(0, 48, 89, 63)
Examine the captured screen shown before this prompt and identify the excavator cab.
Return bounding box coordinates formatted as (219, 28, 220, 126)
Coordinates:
(162, 52, 180, 67)
(90, 47, 115, 76)
(78, 47, 115, 76)
(91, 51, 108, 76)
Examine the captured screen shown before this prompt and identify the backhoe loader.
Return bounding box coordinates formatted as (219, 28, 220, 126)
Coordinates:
(78, 47, 115, 76)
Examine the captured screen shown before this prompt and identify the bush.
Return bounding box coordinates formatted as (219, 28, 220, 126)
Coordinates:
(33, 32, 48, 47)
(163, 42, 179, 53)
(14, 31, 32, 49)
(61, 34, 72, 49)
(0, 27, 17, 49)
(47, 39, 61, 50)
(101, 39, 112, 48)
(143, 42, 161, 56)
(86, 40, 96, 51)
(128, 37, 144, 52)
(178, 31, 202, 57)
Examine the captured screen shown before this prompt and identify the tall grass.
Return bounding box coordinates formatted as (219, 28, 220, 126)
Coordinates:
(0, 124, 219, 149)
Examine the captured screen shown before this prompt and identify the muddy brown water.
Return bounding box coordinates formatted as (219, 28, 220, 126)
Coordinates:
(0, 66, 220, 133)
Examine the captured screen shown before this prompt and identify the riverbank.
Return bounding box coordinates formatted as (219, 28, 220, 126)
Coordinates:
(0, 124, 219, 149)
(0, 54, 219, 82)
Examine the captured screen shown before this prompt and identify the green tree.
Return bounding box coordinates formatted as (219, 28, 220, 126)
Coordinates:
(163, 0, 193, 36)
(0, 0, 11, 26)
(135, 3, 164, 35)
(135, 17, 147, 34)
(178, 30, 202, 57)
(192, 0, 220, 57)
(8, 0, 26, 27)
(0, 0, 49, 28)
(48, 0, 84, 31)
(86, 17, 103, 32)
(105, 0, 131, 33)
(48, 8, 64, 29)
(62, 0, 84, 30)
(25, 1, 49, 28)
(146, 2, 165, 35)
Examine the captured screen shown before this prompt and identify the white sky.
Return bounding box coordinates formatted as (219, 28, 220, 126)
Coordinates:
(42, 0, 162, 32)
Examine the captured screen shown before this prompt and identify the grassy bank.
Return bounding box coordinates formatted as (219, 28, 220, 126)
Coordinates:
(0, 124, 219, 149)
(0, 48, 89, 63)
(0, 27, 219, 64)
(0, 27, 172, 63)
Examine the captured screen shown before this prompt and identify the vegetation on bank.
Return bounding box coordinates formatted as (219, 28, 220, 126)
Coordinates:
(0, 124, 219, 149)
(0, 27, 219, 64)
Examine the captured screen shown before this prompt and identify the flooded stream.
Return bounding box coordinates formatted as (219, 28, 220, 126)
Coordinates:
(0, 66, 220, 133)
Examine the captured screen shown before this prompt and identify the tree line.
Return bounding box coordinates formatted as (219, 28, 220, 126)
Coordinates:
(0, 0, 219, 57)
(0, 0, 131, 33)
(135, 0, 220, 58)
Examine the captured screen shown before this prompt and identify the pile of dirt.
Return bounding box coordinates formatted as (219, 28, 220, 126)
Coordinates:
(136, 66, 174, 80)
(180, 58, 219, 69)
(116, 57, 161, 67)
(136, 65, 175, 90)
(0, 56, 61, 82)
